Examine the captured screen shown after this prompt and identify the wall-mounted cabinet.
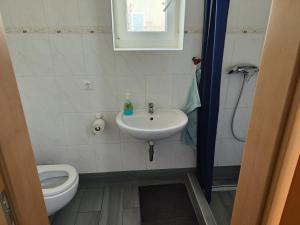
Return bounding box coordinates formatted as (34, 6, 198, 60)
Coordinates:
(111, 0, 186, 51)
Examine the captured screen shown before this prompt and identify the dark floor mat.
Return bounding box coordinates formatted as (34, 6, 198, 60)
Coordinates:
(139, 183, 199, 225)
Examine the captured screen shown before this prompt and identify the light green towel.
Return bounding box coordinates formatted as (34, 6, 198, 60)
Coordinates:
(181, 69, 201, 149)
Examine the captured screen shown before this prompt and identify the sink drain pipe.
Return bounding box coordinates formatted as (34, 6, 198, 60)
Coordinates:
(148, 141, 155, 161)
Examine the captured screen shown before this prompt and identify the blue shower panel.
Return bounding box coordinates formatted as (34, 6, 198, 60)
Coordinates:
(197, 0, 230, 202)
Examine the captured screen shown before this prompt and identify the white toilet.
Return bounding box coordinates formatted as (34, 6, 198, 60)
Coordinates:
(37, 164, 79, 215)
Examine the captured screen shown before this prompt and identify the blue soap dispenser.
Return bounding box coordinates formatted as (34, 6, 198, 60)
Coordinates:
(123, 92, 134, 116)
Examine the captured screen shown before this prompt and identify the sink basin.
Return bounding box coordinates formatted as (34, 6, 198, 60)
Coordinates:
(116, 109, 188, 140)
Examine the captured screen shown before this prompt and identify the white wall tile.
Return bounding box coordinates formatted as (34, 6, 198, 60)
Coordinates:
(164, 37, 196, 75)
(115, 51, 169, 76)
(222, 34, 236, 72)
(232, 107, 252, 139)
(78, 0, 112, 27)
(94, 143, 122, 172)
(224, 74, 244, 109)
(227, 0, 272, 31)
(214, 138, 244, 166)
(63, 112, 120, 146)
(188, 34, 203, 59)
(31, 143, 47, 164)
(83, 34, 116, 75)
(32, 145, 69, 165)
(112, 75, 147, 110)
(16, 77, 62, 113)
(218, 107, 252, 140)
(55, 76, 93, 113)
(219, 74, 229, 109)
(224, 73, 258, 109)
(26, 112, 66, 147)
(44, 0, 80, 27)
(171, 75, 193, 109)
(146, 141, 196, 169)
(184, 0, 204, 32)
(6, 34, 54, 76)
(239, 75, 257, 107)
(231, 34, 265, 67)
(218, 108, 234, 138)
(172, 142, 196, 168)
(0, 0, 18, 27)
(49, 34, 86, 75)
(90, 74, 121, 111)
(146, 141, 174, 170)
(66, 145, 98, 173)
(13, 0, 48, 27)
(91, 112, 121, 144)
(63, 113, 94, 145)
(146, 76, 172, 108)
(216, 109, 224, 138)
(121, 142, 147, 171)
(120, 130, 141, 143)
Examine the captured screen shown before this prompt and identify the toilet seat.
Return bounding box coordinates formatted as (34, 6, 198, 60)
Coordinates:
(37, 164, 78, 197)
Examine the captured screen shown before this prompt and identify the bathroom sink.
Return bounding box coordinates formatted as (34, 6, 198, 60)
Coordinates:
(116, 109, 188, 140)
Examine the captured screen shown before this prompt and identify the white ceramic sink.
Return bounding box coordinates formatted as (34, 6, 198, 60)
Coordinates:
(116, 109, 188, 140)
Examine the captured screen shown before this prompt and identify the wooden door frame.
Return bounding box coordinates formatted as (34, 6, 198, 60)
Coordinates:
(231, 0, 300, 224)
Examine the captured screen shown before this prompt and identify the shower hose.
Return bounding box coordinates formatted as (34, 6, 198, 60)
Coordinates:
(230, 73, 251, 142)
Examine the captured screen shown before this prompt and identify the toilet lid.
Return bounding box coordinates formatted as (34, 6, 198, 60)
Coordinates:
(37, 164, 78, 197)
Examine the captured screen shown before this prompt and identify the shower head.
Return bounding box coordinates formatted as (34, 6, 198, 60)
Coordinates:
(228, 64, 259, 76)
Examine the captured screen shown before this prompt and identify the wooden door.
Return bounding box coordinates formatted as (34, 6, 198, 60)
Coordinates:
(0, 15, 49, 225)
(262, 66, 300, 224)
(231, 0, 300, 224)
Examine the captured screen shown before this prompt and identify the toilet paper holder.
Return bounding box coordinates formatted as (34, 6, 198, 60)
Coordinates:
(92, 113, 106, 135)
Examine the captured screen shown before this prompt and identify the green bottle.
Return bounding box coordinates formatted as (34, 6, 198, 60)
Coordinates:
(123, 93, 134, 116)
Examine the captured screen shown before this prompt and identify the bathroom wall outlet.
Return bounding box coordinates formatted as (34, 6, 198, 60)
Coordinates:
(83, 80, 93, 90)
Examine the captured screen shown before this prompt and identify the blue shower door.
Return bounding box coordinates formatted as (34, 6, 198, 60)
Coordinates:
(197, 0, 230, 202)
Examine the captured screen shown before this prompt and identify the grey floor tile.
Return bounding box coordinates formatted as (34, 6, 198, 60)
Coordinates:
(123, 208, 141, 225)
(79, 189, 104, 212)
(123, 185, 140, 209)
(53, 172, 195, 225)
(75, 212, 101, 225)
(99, 186, 123, 225)
(210, 191, 235, 225)
(52, 210, 77, 225)
(98, 187, 110, 225)
(52, 191, 83, 225)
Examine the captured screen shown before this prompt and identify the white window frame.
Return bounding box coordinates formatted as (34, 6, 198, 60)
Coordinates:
(111, 0, 186, 51)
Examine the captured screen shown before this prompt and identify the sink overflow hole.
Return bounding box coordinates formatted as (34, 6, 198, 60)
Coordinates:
(150, 117, 154, 120)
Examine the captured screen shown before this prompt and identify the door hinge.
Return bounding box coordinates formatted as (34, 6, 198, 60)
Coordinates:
(0, 191, 15, 225)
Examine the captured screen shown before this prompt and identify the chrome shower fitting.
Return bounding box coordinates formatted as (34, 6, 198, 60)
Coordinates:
(228, 64, 259, 80)
(227, 64, 259, 142)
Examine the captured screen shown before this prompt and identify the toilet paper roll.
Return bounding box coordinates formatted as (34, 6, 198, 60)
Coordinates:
(92, 118, 105, 135)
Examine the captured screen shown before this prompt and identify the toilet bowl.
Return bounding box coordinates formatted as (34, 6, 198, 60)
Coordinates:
(37, 164, 79, 215)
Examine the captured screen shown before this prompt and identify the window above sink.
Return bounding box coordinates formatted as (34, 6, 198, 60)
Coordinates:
(111, 0, 186, 51)
(126, 0, 167, 32)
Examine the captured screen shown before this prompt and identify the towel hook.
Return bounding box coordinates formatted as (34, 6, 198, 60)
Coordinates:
(192, 57, 201, 65)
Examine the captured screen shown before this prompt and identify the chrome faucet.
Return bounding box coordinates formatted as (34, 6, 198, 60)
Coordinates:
(148, 102, 154, 114)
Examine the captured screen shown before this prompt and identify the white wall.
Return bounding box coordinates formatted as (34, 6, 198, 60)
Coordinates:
(0, 0, 271, 172)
